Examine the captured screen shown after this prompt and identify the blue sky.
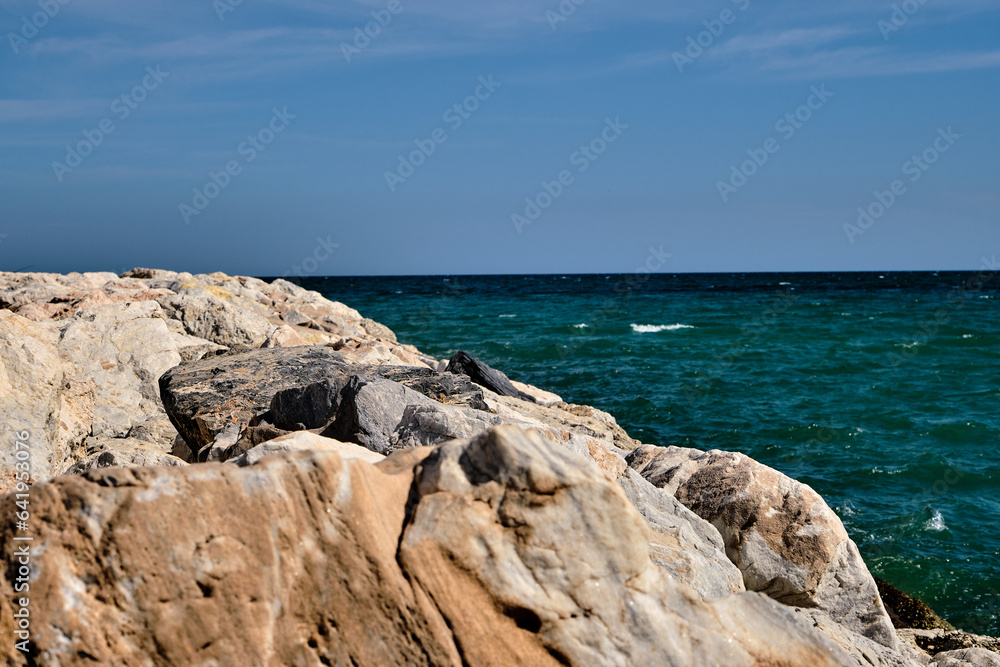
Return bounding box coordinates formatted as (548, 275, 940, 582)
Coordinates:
(1, 0, 998, 276)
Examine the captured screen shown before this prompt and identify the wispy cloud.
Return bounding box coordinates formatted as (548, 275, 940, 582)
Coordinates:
(714, 28, 860, 56)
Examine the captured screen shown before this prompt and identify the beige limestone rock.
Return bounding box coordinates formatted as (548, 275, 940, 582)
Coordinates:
(57, 302, 181, 446)
(628, 444, 898, 649)
(0, 310, 67, 479)
(0, 426, 855, 667)
(231, 431, 385, 466)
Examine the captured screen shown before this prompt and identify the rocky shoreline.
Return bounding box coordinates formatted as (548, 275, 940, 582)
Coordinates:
(0, 269, 997, 666)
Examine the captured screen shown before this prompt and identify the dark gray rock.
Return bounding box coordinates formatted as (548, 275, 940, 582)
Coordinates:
(445, 350, 534, 402)
(159, 346, 348, 457)
(270, 378, 350, 431)
(377, 365, 490, 411)
(391, 402, 504, 451)
(321, 376, 437, 455)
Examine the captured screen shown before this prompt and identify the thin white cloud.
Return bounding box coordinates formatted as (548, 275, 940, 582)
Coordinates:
(765, 47, 1000, 78)
(714, 28, 860, 56)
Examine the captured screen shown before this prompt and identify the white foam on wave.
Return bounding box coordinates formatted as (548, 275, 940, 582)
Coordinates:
(498, 314, 517, 319)
(631, 324, 695, 333)
(573, 323, 589, 329)
(925, 509, 948, 532)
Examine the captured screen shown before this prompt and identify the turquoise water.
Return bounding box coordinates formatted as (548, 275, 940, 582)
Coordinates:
(293, 272, 1000, 633)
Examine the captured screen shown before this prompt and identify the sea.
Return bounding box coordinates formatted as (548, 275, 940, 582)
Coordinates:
(288, 271, 1000, 634)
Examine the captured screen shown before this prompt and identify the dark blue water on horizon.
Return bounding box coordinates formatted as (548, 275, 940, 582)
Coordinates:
(278, 271, 1000, 634)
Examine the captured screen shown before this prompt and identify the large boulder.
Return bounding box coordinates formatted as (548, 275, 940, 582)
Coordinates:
(391, 402, 505, 450)
(323, 376, 439, 454)
(159, 346, 349, 455)
(627, 445, 898, 649)
(0, 427, 856, 666)
(617, 468, 745, 601)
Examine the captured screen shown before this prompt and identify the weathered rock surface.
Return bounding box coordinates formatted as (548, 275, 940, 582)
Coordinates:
(0, 310, 66, 479)
(157, 289, 276, 348)
(323, 375, 439, 454)
(933, 648, 1000, 666)
(512, 379, 563, 406)
(170, 331, 227, 363)
(58, 301, 181, 443)
(484, 388, 641, 453)
(627, 444, 899, 650)
(391, 402, 505, 450)
(66, 449, 189, 474)
(0, 426, 857, 667)
(159, 345, 349, 455)
(617, 467, 746, 601)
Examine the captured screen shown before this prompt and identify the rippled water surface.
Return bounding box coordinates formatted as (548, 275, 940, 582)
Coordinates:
(287, 272, 1000, 633)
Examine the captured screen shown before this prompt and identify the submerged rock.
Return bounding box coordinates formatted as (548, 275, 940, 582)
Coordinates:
(876, 578, 956, 631)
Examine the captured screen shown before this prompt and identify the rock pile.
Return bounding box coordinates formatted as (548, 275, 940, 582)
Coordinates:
(0, 269, 996, 666)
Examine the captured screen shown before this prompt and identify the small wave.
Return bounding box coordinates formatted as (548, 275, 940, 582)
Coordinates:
(962, 334, 974, 339)
(573, 323, 589, 329)
(631, 324, 694, 333)
(498, 314, 517, 319)
(925, 509, 948, 532)
(899, 341, 924, 349)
